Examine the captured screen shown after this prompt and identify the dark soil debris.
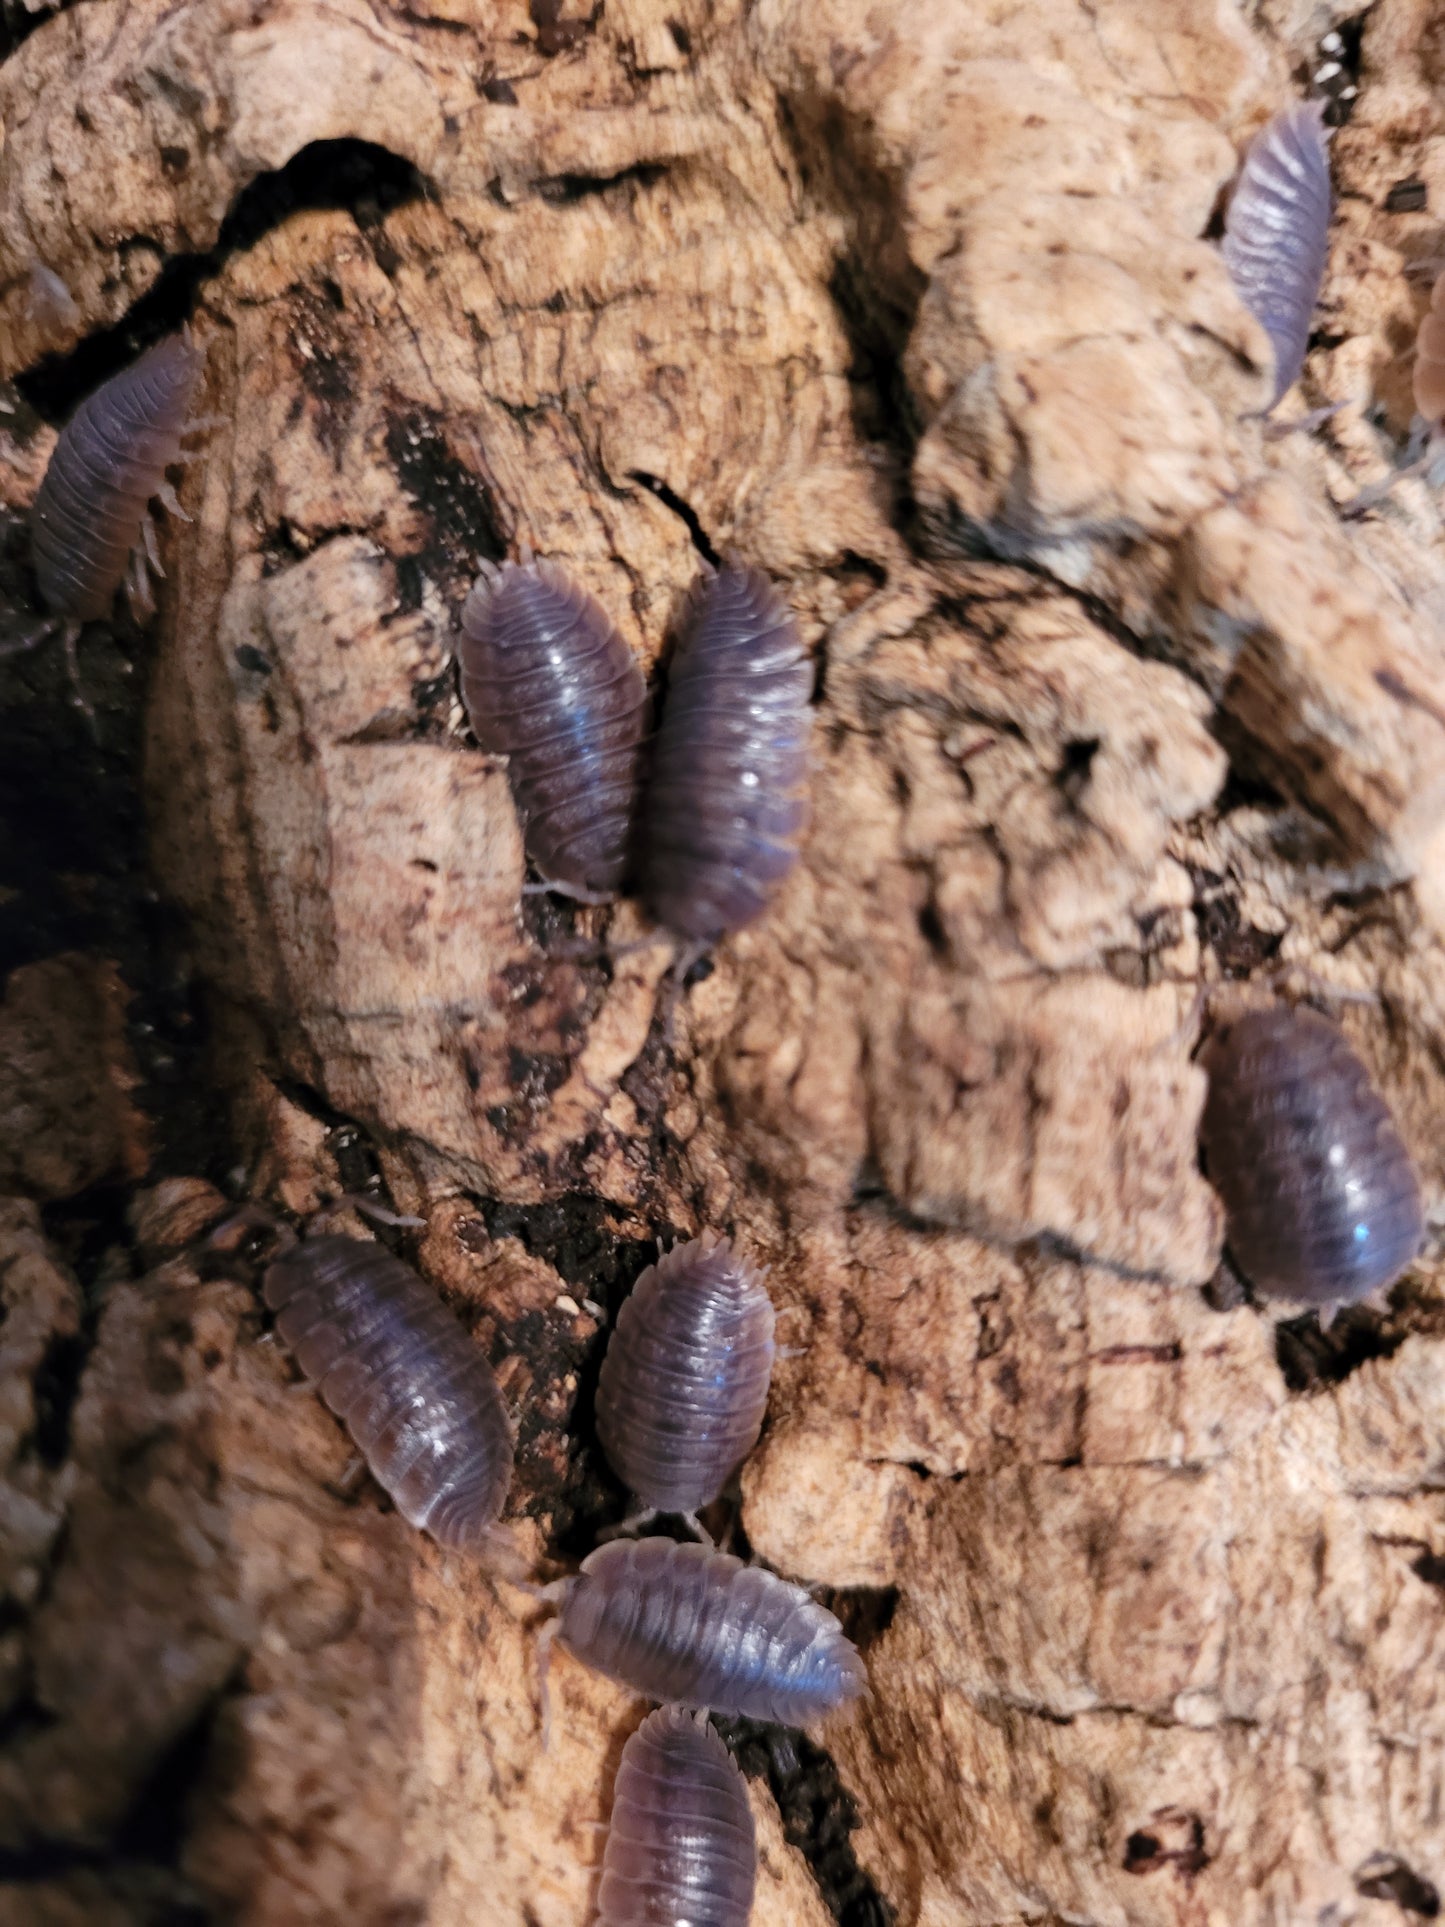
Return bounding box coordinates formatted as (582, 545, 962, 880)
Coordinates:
(714, 1716, 897, 1926)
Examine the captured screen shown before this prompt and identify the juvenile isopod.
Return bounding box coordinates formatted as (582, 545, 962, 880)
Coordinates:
(544, 1536, 865, 1726)
(1199, 1004, 1423, 1309)
(3, 333, 212, 720)
(598, 1704, 756, 1927)
(1222, 101, 1332, 408)
(263, 1234, 516, 1560)
(457, 557, 648, 901)
(595, 1234, 775, 1531)
(639, 564, 812, 949)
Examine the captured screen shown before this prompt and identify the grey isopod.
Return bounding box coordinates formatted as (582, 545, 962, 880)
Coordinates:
(598, 1704, 756, 1927)
(639, 564, 812, 948)
(263, 1234, 516, 1559)
(1221, 101, 1332, 408)
(457, 557, 649, 901)
(31, 332, 207, 627)
(594, 1235, 775, 1529)
(547, 1536, 865, 1726)
(1199, 1005, 1423, 1309)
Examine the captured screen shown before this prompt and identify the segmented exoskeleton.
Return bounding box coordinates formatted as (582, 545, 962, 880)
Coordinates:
(598, 1705, 756, 1927)
(638, 564, 812, 949)
(7, 332, 211, 722)
(594, 1234, 775, 1532)
(264, 1234, 516, 1562)
(457, 557, 648, 901)
(1199, 1004, 1422, 1309)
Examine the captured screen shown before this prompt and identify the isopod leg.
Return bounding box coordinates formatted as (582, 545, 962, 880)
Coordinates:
(304, 1191, 426, 1235)
(1260, 399, 1347, 441)
(0, 616, 57, 658)
(156, 480, 192, 524)
(595, 1506, 661, 1544)
(205, 1203, 299, 1258)
(124, 544, 156, 624)
(60, 623, 98, 738)
(523, 875, 615, 907)
(179, 413, 227, 439)
(141, 511, 165, 577)
(655, 939, 710, 1048)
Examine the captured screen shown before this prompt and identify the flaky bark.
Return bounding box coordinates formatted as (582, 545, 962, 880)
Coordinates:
(2, 1, 1444, 1922)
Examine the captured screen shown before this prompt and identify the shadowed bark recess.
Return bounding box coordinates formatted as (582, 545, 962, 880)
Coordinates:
(2, 0, 1445, 1922)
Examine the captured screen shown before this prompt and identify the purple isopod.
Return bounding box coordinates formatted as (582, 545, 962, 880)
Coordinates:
(598, 1704, 756, 1927)
(30, 333, 207, 629)
(639, 564, 812, 946)
(1222, 102, 1332, 408)
(551, 1537, 865, 1725)
(595, 1235, 775, 1526)
(263, 1235, 515, 1557)
(457, 557, 648, 901)
(1199, 1005, 1423, 1309)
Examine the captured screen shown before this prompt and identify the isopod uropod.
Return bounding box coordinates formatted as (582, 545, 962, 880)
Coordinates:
(1221, 101, 1333, 408)
(598, 1704, 757, 1927)
(263, 1234, 516, 1559)
(457, 557, 649, 901)
(546, 1536, 865, 1727)
(594, 1234, 776, 1529)
(639, 564, 812, 949)
(1199, 1004, 1423, 1309)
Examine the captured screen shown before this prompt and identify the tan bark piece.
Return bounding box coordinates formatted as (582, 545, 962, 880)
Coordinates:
(1, 0, 1444, 1921)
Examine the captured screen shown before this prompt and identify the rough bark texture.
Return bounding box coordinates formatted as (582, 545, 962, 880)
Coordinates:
(1, 2, 1445, 1924)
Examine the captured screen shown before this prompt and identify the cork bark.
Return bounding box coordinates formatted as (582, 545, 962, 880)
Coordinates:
(2, 1, 1444, 1923)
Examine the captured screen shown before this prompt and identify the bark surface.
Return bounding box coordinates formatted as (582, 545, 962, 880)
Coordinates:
(1, 1, 1445, 1923)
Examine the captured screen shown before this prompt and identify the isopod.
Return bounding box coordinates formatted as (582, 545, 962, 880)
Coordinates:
(546, 1536, 865, 1726)
(639, 564, 812, 947)
(598, 1704, 756, 1927)
(32, 332, 207, 625)
(1222, 102, 1332, 408)
(1199, 1004, 1423, 1308)
(457, 557, 648, 901)
(10, 333, 210, 718)
(594, 1234, 775, 1528)
(263, 1234, 516, 1559)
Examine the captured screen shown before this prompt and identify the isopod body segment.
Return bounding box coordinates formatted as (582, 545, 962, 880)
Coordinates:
(1199, 1005, 1423, 1308)
(555, 1537, 865, 1726)
(457, 559, 649, 901)
(598, 1704, 757, 1927)
(30, 333, 207, 624)
(1221, 101, 1332, 408)
(263, 1235, 515, 1557)
(595, 1235, 775, 1519)
(639, 565, 812, 946)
